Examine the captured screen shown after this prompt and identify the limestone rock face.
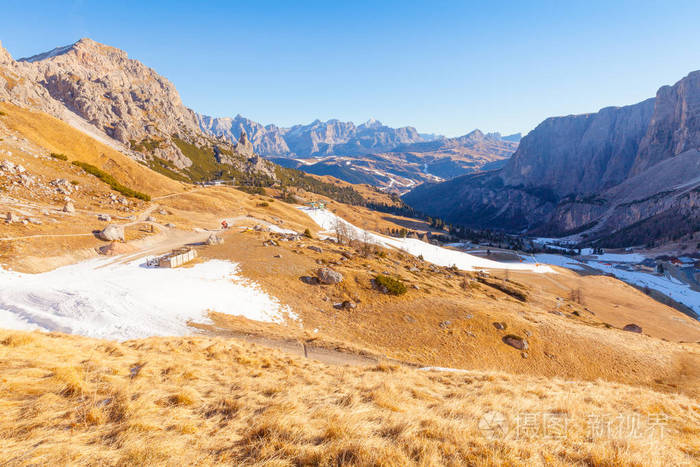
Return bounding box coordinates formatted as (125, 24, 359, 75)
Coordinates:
(501, 98, 655, 196)
(15, 38, 200, 168)
(0, 41, 13, 65)
(632, 70, 700, 175)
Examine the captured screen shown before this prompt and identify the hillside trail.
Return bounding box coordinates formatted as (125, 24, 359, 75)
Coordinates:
(203, 326, 411, 368)
(0, 198, 161, 241)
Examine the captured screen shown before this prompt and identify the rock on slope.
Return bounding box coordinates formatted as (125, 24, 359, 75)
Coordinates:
(404, 70, 700, 246)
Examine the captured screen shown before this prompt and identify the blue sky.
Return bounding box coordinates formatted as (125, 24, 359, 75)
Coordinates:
(2, 1, 700, 137)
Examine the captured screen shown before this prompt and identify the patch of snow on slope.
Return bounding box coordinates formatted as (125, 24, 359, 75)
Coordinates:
(300, 208, 553, 273)
(523, 254, 586, 271)
(0, 259, 294, 340)
(587, 253, 646, 263)
(587, 262, 700, 315)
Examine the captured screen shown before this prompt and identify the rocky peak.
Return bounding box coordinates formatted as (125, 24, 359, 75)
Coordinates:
(14, 38, 202, 167)
(0, 40, 14, 64)
(361, 118, 382, 129)
(236, 130, 255, 156)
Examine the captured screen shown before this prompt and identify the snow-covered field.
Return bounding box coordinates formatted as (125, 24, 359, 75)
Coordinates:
(0, 259, 294, 340)
(301, 208, 553, 273)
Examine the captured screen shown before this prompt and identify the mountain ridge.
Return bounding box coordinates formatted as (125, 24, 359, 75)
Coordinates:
(404, 70, 700, 247)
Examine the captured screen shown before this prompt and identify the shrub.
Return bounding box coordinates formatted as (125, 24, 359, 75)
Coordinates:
(374, 274, 407, 296)
(50, 153, 68, 161)
(303, 228, 313, 239)
(237, 186, 267, 196)
(0, 110, 6, 116)
(71, 161, 151, 201)
(70, 180, 79, 185)
(257, 202, 269, 208)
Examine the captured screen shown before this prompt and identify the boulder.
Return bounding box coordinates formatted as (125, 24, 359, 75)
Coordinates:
(334, 300, 356, 310)
(6, 211, 19, 223)
(493, 322, 507, 330)
(317, 267, 343, 285)
(622, 324, 643, 333)
(206, 233, 223, 245)
(97, 214, 112, 222)
(63, 201, 75, 213)
(502, 335, 528, 350)
(308, 245, 323, 253)
(98, 224, 125, 242)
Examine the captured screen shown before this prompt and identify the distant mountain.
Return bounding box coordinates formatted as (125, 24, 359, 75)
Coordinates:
(268, 130, 519, 193)
(404, 71, 700, 247)
(197, 115, 425, 157)
(197, 114, 290, 156)
(197, 113, 519, 190)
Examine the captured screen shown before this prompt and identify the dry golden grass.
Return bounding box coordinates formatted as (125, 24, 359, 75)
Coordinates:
(0, 102, 186, 196)
(199, 229, 700, 398)
(1, 329, 698, 466)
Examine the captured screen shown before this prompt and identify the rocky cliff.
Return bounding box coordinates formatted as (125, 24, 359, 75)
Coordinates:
(501, 99, 655, 196)
(16, 38, 204, 168)
(404, 70, 700, 247)
(632, 70, 700, 175)
(0, 39, 274, 179)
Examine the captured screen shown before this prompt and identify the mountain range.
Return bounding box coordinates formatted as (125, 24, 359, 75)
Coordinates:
(0, 38, 519, 190)
(196, 112, 521, 190)
(404, 70, 700, 247)
(197, 112, 521, 159)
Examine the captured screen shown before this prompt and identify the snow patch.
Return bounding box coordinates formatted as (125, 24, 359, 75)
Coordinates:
(586, 261, 700, 315)
(300, 208, 553, 273)
(0, 258, 294, 340)
(523, 254, 586, 271)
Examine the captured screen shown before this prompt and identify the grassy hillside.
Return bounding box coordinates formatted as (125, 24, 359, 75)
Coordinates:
(1, 330, 697, 466)
(0, 102, 186, 197)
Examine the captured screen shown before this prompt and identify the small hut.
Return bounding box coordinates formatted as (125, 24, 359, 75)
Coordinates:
(158, 247, 197, 268)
